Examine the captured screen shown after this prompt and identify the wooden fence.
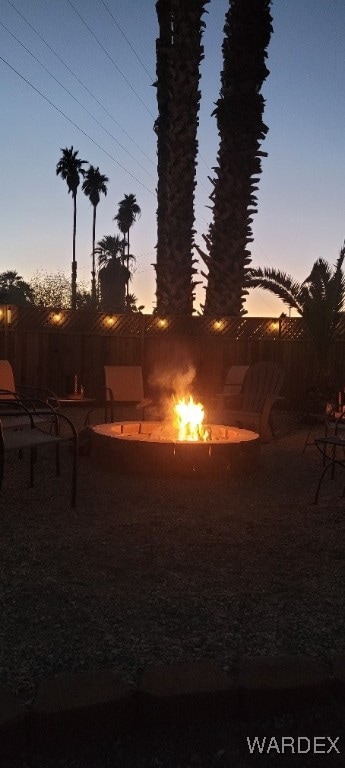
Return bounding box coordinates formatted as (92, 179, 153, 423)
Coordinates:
(1, 305, 345, 407)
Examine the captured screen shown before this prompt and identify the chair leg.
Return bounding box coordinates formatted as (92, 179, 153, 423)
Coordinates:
(71, 434, 78, 508)
(0, 444, 4, 491)
(314, 453, 345, 503)
(30, 447, 35, 487)
(55, 444, 61, 477)
(302, 427, 313, 453)
(331, 443, 336, 479)
(314, 462, 334, 503)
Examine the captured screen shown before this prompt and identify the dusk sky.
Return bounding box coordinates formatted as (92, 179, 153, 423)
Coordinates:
(1, 0, 345, 315)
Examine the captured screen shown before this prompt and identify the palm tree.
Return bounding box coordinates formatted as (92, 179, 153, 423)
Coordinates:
(125, 292, 145, 313)
(95, 235, 131, 312)
(114, 193, 141, 295)
(82, 166, 109, 304)
(154, 0, 207, 315)
(0, 271, 34, 305)
(247, 243, 345, 383)
(56, 146, 87, 310)
(96, 235, 124, 268)
(201, 0, 273, 316)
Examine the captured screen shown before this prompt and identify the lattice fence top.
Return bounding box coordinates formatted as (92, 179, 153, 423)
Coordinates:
(0, 306, 142, 335)
(2, 304, 345, 340)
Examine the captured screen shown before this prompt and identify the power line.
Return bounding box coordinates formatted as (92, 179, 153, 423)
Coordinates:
(7, 0, 155, 165)
(1, 20, 155, 181)
(66, 0, 155, 119)
(0, 53, 155, 196)
(197, 177, 211, 195)
(199, 151, 213, 173)
(98, 0, 154, 81)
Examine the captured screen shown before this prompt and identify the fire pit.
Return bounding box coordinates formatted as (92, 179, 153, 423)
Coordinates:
(91, 420, 260, 476)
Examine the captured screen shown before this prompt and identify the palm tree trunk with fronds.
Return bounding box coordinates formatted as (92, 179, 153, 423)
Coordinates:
(155, 0, 171, 291)
(91, 205, 97, 304)
(155, 0, 208, 315)
(72, 193, 77, 310)
(203, 0, 273, 316)
(126, 228, 130, 297)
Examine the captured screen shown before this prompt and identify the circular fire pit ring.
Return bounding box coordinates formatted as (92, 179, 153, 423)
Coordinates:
(91, 421, 260, 476)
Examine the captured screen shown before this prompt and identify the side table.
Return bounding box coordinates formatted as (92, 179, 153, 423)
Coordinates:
(49, 397, 96, 426)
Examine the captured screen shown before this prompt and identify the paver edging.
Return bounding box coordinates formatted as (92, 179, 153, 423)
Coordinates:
(0, 654, 343, 760)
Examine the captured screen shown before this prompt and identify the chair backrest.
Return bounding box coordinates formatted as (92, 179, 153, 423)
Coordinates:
(0, 360, 16, 399)
(104, 366, 144, 402)
(223, 365, 249, 396)
(242, 361, 285, 412)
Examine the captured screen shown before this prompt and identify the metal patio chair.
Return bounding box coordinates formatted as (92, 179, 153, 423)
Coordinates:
(0, 400, 78, 507)
(0, 360, 59, 426)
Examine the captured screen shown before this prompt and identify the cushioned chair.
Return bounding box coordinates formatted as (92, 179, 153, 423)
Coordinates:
(218, 361, 285, 442)
(104, 366, 155, 423)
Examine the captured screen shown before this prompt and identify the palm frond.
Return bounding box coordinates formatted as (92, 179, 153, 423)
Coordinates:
(246, 267, 303, 314)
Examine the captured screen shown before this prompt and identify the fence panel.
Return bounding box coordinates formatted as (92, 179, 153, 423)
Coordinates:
(1, 305, 344, 407)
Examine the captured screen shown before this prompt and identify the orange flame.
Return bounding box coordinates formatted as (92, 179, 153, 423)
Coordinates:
(173, 395, 208, 441)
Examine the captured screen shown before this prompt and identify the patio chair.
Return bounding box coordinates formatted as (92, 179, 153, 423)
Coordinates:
(215, 365, 249, 410)
(217, 361, 285, 442)
(0, 400, 78, 507)
(104, 366, 156, 423)
(0, 360, 59, 409)
(0, 360, 59, 430)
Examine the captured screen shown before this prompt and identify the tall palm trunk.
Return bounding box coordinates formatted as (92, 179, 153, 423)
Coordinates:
(155, 0, 208, 315)
(203, 0, 273, 316)
(72, 192, 77, 310)
(91, 205, 97, 304)
(126, 227, 133, 297)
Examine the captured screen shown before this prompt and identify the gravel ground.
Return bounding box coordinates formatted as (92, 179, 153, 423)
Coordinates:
(1, 410, 345, 766)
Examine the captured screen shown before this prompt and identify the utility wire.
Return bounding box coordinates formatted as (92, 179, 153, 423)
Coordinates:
(98, 0, 154, 81)
(1, 20, 155, 180)
(66, 0, 155, 119)
(0, 53, 155, 196)
(7, 0, 155, 165)
(197, 176, 212, 195)
(199, 151, 213, 173)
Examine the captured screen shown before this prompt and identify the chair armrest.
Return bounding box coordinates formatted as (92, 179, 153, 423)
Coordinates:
(16, 384, 60, 408)
(261, 394, 280, 422)
(216, 393, 243, 410)
(103, 385, 114, 401)
(103, 386, 114, 423)
(0, 389, 57, 414)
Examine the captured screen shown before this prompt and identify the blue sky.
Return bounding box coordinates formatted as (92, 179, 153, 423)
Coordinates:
(1, 0, 345, 315)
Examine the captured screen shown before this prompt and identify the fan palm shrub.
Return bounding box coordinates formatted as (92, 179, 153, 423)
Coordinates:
(247, 243, 345, 408)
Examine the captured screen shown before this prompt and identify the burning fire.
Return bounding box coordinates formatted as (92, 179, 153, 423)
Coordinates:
(173, 395, 208, 442)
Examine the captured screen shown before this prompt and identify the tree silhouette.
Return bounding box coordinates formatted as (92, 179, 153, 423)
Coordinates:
(0, 271, 34, 305)
(82, 166, 109, 304)
(201, 0, 273, 316)
(154, 0, 207, 314)
(95, 235, 131, 312)
(56, 146, 87, 309)
(247, 243, 345, 380)
(114, 194, 141, 296)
